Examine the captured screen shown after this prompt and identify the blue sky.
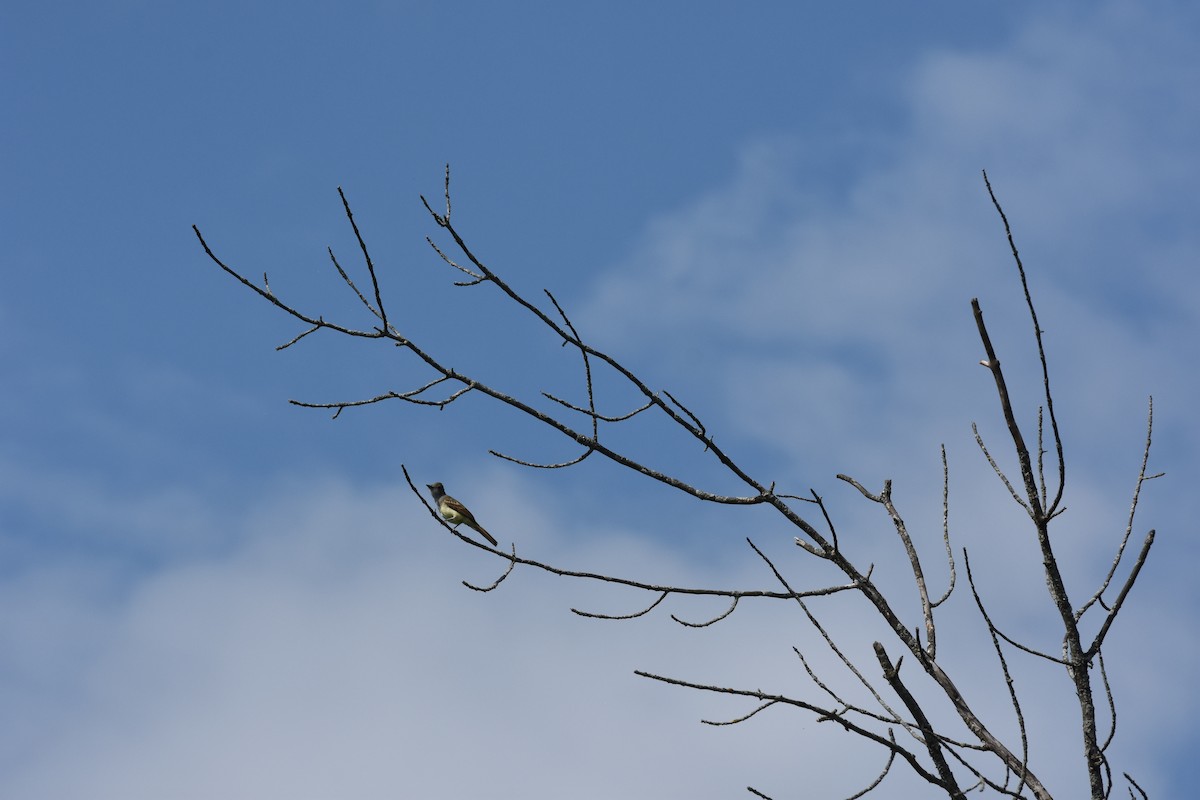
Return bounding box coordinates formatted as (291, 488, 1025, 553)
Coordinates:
(2, 2, 1197, 797)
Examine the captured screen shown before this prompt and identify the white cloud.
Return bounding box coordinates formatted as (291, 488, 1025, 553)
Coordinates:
(573, 3, 1197, 795)
(0, 448, 1186, 798)
(0, 470, 958, 798)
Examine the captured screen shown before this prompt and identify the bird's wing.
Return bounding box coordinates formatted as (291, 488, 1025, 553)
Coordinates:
(442, 495, 475, 521)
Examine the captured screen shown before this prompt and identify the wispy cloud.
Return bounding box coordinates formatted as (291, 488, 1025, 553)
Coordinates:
(576, 3, 1197, 794)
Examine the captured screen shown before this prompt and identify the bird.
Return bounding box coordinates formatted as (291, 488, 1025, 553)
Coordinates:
(426, 482, 498, 546)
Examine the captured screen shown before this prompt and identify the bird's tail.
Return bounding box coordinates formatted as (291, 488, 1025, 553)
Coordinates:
(469, 521, 499, 547)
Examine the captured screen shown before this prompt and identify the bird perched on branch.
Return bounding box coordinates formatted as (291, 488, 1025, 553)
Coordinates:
(426, 482, 498, 546)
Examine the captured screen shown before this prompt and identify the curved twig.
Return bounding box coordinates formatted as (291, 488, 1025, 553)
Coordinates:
(573, 591, 670, 620)
(844, 734, 898, 800)
(932, 445, 957, 608)
(1098, 649, 1117, 753)
(672, 597, 739, 628)
(701, 699, 779, 726)
(983, 171, 1065, 517)
(490, 446, 595, 469)
(963, 550, 1031, 795)
(543, 392, 654, 423)
(464, 546, 517, 592)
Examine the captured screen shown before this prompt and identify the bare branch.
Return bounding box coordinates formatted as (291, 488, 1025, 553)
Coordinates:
(327, 246, 382, 321)
(791, 646, 917, 734)
(1078, 397, 1160, 621)
(837, 475, 936, 660)
(663, 389, 708, 442)
(844, 734, 898, 800)
(572, 591, 670, 620)
(808, 488, 840, 555)
(289, 378, 473, 418)
(634, 669, 943, 786)
(793, 536, 827, 557)
(963, 549, 1031, 793)
(401, 466, 855, 606)
(746, 540, 916, 741)
(544, 289, 599, 446)
(543, 392, 654, 422)
(701, 699, 779, 726)
(972, 303, 1043, 520)
(1037, 407, 1047, 510)
(276, 323, 322, 351)
(415, 192, 838, 541)
(464, 545, 517, 592)
(202, 172, 1158, 799)
(336, 187, 389, 332)
(672, 597, 739, 628)
(425, 235, 485, 283)
(418, 162, 453, 226)
(874, 642, 965, 799)
(938, 745, 1032, 799)
(973, 423, 1031, 514)
(932, 445, 957, 608)
(1098, 649, 1118, 753)
(1123, 773, 1148, 800)
(1086, 530, 1155, 660)
(490, 446, 595, 469)
(975, 185, 1104, 797)
(983, 171, 1065, 516)
(193, 225, 385, 341)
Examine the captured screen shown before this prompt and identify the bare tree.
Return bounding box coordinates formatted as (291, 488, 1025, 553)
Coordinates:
(193, 168, 1158, 799)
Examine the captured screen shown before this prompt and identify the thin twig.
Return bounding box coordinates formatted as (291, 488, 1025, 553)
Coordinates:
(1124, 773, 1147, 800)
(489, 446, 595, 469)
(400, 467, 855, 604)
(634, 668, 942, 786)
(932, 445, 957, 608)
(193, 226, 384, 341)
(464, 546, 517, 592)
(843, 736, 897, 800)
(573, 591, 670, 620)
(337, 187, 389, 332)
(964, 549, 1031, 795)
(543, 393, 654, 422)
(838, 475, 936, 659)
(973, 423, 1030, 513)
(702, 699, 779, 726)
(327, 246, 382, 319)
(1099, 649, 1118, 753)
(1086, 530, 1155, 660)
(672, 597, 739, 628)
(1078, 397, 1161, 621)
(277, 324, 322, 351)
(983, 170, 1065, 516)
(746, 539, 916, 742)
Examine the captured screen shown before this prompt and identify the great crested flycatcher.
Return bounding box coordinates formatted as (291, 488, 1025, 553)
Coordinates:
(426, 482, 498, 546)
